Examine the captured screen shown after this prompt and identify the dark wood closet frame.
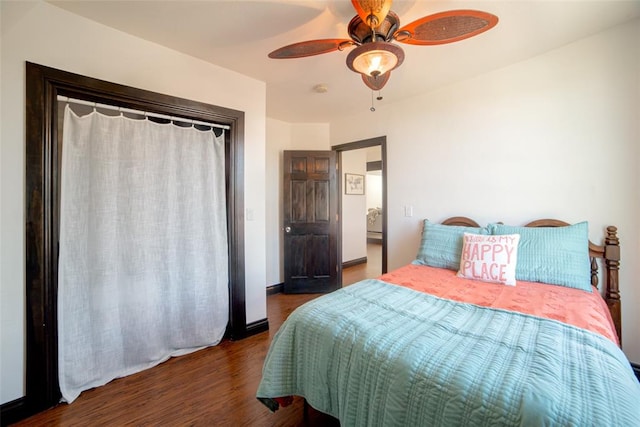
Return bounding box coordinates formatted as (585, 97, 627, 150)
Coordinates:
(23, 62, 247, 417)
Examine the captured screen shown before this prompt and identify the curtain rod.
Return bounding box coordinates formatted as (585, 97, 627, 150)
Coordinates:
(57, 95, 230, 130)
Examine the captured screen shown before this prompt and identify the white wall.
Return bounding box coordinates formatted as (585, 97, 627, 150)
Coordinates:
(265, 119, 292, 287)
(265, 119, 330, 286)
(330, 19, 640, 363)
(0, 1, 266, 404)
(366, 146, 382, 210)
(366, 174, 383, 210)
(342, 150, 368, 262)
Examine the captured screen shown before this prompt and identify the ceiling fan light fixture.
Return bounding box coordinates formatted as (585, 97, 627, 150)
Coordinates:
(362, 72, 390, 90)
(270, 2, 498, 102)
(347, 41, 404, 78)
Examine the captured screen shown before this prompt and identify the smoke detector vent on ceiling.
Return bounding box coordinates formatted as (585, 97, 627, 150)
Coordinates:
(313, 84, 328, 93)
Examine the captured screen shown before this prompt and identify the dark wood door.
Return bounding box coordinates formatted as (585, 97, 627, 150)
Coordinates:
(283, 150, 340, 293)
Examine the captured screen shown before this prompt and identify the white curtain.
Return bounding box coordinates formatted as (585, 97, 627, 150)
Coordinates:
(58, 106, 229, 403)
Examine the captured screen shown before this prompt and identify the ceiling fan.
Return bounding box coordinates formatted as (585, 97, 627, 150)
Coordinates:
(268, 0, 498, 91)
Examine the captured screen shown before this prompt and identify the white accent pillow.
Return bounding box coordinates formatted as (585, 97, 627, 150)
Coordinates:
(457, 233, 520, 286)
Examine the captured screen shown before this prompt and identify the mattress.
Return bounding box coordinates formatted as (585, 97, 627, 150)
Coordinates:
(257, 266, 640, 426)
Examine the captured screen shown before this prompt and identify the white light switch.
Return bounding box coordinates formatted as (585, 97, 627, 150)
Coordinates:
(246, 208, 254, 221)
(404, 205, 413, 217)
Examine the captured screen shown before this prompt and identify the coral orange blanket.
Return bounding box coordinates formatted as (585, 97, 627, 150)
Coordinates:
(380, 264, 619, 345)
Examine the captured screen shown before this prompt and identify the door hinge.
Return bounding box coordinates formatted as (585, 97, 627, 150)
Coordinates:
(336, 213, 339, 222)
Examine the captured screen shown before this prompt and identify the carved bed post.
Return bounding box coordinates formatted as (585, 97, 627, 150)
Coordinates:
(604, 226, 621, 345)
(590, 258, 599, 288)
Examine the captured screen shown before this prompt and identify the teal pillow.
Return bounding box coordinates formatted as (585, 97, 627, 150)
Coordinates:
(488, 222, 591, 292)
(414, 220, 489, 271)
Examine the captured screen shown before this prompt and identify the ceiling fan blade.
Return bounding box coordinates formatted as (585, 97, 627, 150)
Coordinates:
(362, 72, 390, 90)
(268, 39, 355, 59)
(351, 0, 392, 29)
(395, 10, 498, 46)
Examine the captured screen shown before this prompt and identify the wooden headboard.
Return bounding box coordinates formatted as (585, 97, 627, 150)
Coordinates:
(441, 216, 622, 344)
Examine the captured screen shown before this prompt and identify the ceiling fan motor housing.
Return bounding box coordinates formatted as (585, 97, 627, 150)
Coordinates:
(348, 12, 400, 44)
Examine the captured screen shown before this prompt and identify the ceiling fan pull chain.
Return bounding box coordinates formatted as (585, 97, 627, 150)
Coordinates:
(370, 90, 376, 112)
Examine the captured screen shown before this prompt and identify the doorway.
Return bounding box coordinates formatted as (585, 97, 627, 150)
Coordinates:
(333, 136, 387, 285)
(24, 62, 247, 416)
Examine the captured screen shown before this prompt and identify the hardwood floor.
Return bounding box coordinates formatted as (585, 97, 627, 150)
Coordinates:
(11, 251, 381, 426)
(343, 242, 382, 285)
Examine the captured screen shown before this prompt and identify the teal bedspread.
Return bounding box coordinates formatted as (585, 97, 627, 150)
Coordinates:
(257, 279, 640, 426)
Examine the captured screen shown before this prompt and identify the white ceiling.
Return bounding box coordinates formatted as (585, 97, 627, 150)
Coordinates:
(47, 0, 640, 123)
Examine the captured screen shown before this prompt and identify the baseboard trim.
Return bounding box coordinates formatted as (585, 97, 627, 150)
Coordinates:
(245, 318, 269, 338)
(343, 257, 367, 269)
(1, 396, 29, 426)
(632, 362, 640, 382)
(266, 283, 284, 296)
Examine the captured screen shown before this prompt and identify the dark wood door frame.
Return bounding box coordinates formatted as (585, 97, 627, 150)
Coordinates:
(21, 62, 246, 419)
(332, 136, 388, 275)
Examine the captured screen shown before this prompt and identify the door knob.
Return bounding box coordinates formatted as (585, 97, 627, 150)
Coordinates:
(285, 226, 291, 233)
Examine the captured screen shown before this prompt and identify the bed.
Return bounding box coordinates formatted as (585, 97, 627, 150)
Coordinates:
(367, 207, 383, 242)
(257, 217, 640, 426)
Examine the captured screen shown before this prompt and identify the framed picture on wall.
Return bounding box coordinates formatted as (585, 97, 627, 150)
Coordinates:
(345, 173, 365, 195)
